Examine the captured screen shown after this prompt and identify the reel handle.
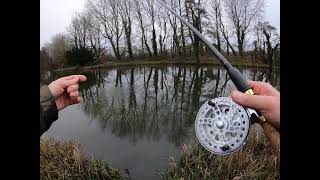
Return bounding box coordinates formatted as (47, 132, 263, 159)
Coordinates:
(245, 89, 280, 161)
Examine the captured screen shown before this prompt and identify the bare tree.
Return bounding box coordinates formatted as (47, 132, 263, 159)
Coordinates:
(179, 0, 187, 55)
(68, 11, 106, 63)
(88, 0, 123, 60)
(157, 12, 168, 56)
(218, 11, 237, 56)
(44, 33, 71, 68)
(167, 0, 181, 56)
(85, 12, 105, 62)
(185, 0, 206, 63)
(207, 0, 222, 52)
(184, 0, 194, 55)
(120, 0, 133, 59)
(69, 13, 88, 49)
(145, 0, 158, 56)
(224, 0, 264, 57)
(42, 0, 276, 64)
(133, 0, 153, 57)
(255, 22, 279, 73)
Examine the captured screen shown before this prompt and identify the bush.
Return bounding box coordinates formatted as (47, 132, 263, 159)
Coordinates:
(65, 47, 96, 66)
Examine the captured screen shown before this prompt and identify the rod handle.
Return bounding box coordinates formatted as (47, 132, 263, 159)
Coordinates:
(261, 121, 280, 160)
(245, 89, 280, 161)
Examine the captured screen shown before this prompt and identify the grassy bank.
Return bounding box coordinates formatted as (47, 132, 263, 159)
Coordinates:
(40, 138, 123, 180)
(40, 125, 279, 180)
(161, 125, 279, 180)
(53, 58, 270, 73)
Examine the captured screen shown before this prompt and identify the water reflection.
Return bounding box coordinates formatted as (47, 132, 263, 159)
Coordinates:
(40, 65, 279, 179)
(60, 66, 280, 146)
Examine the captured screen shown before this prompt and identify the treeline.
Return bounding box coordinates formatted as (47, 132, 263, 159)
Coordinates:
(40, 0, 280, 69)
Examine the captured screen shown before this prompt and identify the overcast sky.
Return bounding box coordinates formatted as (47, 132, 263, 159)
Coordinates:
(40, 0, 279, 48)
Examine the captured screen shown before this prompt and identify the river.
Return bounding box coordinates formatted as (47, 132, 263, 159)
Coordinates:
(41, 65, 280, 179)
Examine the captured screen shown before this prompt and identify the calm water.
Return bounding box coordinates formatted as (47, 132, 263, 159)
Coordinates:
(41, 65, 279, 179)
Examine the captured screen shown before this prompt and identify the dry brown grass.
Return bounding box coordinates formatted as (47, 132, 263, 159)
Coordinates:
(40, 138, 123, 180)
(161, 124, 280, 180)
(40, 125, 279, 180)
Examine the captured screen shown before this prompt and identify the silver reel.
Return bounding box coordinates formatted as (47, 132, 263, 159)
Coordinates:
(195, 97, 251, 155)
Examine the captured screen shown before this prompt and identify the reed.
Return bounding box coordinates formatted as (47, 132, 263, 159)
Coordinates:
(40, 138, 123, 180)
(161, 124, 280, 180)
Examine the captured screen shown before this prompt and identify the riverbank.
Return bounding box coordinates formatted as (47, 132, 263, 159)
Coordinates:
(40, 138, 123, 180)
(161, 125, 279, 179)
(41, 125, 279, 179)
(53, 58, 271, 73)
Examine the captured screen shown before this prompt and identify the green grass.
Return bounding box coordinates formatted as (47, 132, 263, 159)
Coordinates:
(40, 138, 124, 180)
(160, 125, 279, 180)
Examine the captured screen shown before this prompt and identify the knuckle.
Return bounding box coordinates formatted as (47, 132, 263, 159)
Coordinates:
(67, 87, 73, 93)
(70, 92, 76, 96)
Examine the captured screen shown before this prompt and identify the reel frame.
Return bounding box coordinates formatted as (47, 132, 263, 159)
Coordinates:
(195, 97, 252, 155)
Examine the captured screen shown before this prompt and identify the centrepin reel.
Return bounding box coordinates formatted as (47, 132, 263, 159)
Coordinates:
(195, 97, 254, 155)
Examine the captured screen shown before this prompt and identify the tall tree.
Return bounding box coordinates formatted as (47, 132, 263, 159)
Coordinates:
(157, 13, 168, 56)
(133, 0, 153, 57)
(255, 22, 279, 73)
(179, 0, 186, 55)
(44, 33, 71, 68)
(145, 0, 158, 56)
(120, 0, 133, 59)
(224, 0, 264, 57)
(69, 13, 89, 49)
(185, 0, 206, 63)
(208, 0, 222, 52)
(167, 0, 181, 56)
(88, 0, 123, 60)
(218, 13, 237, 56)
(82, 12, 105, 61)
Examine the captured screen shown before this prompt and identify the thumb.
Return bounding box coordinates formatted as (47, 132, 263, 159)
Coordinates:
(230, 91, 272, 110)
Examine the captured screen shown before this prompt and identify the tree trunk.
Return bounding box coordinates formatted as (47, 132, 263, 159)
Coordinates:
(124, 18, 133, 59)
(179, 0, 186, 55)
(152, 26, 158, 56)
(237, 30, 244, 57)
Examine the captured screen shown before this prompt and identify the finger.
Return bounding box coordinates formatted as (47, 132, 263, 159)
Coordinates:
(78, 75, 87, 82)
(70, 97, 82, 104)
(248, 81, 279, 96)
(229, 86, 237, 98)
(62, 75, 79, 80)
(67, 84, 79, 93)
(59, 76, 80, 87)
(231, 91, 274, 110)
(231, 86, 237, 92)
(247, 81, 266, 95)
(69, 91, 79, 98)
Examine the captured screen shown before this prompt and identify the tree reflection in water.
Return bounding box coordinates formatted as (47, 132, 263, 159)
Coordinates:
(60, 66, 280, 146)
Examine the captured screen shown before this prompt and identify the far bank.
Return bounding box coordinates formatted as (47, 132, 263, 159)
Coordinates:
(51, 58, 275, 73)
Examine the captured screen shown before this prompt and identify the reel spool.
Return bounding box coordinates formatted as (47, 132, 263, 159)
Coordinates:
(195, 97, 251, 155)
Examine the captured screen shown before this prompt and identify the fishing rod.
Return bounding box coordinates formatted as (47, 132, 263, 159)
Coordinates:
(156, 0, 280, 160)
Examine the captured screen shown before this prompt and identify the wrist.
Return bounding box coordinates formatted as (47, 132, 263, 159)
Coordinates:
(40, 85, 59, 121)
